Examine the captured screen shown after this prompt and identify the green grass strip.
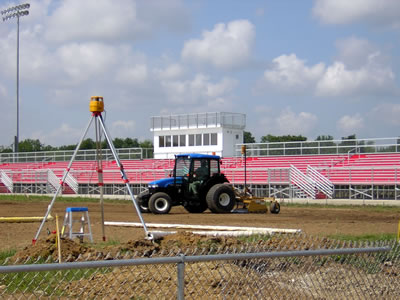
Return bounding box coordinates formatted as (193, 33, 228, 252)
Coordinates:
(327, 233, 396, 242)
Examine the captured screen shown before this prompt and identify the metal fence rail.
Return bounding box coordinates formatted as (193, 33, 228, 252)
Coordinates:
(1, 236, 399, 299)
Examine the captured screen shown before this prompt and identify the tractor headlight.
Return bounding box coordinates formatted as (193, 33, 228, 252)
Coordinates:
(149, 184, 158, 188)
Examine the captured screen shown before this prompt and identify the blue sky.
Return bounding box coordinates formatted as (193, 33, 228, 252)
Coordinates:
(0, 0, 399, 147)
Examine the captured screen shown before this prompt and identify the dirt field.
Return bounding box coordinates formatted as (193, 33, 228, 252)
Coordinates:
(0, 200, 398, 251)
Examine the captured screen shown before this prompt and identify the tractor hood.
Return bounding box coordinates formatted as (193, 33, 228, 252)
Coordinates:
(148, 177, 183, 188)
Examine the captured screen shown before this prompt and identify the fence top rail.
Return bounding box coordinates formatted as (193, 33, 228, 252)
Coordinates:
(0, 246, 390, 274)
(236, 137, 400, 157)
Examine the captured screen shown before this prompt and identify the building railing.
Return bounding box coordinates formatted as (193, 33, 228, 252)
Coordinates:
(150, 112, 246, 131)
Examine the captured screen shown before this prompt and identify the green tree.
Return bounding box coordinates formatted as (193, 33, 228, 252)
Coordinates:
(42, 145, 56, 151)
(0, 146, 12, 153)
(139, 139, 153, 148)
(315, 135, 334, 141)
(243, 131, 256, 143)
(80, 138, 95, 150)
(124, 137, 140, 148)
(314, 135, 336, 154)
(260, 134, 307, 143)
(140, 139, 154, 158)
(58, 144, 76, 151)
(112, 138, 124, 149)
(338, 134, 357, 153)
(18, 139, 43, 152)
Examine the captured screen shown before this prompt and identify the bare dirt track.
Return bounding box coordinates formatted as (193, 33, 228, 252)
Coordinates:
(0, 200, 398, 251)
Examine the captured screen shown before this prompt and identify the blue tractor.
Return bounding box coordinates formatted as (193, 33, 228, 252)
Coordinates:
(137, 154, 237, 214)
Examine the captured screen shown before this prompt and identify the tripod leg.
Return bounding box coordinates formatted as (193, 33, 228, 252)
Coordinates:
(95, 116, 106, 241)
(33, 116, 95, 245)
(97, 115, 152, 239)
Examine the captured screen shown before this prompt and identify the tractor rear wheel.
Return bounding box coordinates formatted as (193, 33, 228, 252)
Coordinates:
(270, 201, 280, 214)
(206, 184, 236, 213)
(184, 201, 208, 213)
(149, 192, 172, 214)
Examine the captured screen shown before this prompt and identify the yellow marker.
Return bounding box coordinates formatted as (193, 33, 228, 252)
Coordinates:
(89, 96, 104, 113)
(397, 220, 400, 243)
(56, 214, 62, 263)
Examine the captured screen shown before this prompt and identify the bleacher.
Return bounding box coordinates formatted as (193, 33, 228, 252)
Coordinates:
(1, 152, 400, 195)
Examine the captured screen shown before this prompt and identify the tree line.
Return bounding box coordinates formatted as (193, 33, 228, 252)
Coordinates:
(243, 131, 360, 144)
(1, 133, 398, 154)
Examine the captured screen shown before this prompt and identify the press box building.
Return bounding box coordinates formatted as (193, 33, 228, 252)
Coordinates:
(151, 112, 246, 159)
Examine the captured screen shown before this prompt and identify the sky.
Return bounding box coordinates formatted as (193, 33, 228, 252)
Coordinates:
(0, 0, 399, 148)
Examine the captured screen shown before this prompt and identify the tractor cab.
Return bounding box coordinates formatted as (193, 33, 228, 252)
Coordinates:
(175, 154, 221, 197)
(137, 153, 233, 214)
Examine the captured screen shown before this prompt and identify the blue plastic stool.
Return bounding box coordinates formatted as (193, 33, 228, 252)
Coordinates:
(62, 207, 93, 242)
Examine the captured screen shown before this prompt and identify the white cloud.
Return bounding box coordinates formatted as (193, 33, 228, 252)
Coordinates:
(337, 114, 364, 134)
(315, 53, 395, 97)
(110, 120, 136, 138)
(259, 108, 318, 136)
(313, 0, 400, 28)
(115, 64, 148, 85)
(45, 0, 136, 42)
(182, 19, 255, 69)
(32, 123, 83, 146)
(258, 47, 395, 98)
(161, 74, 237, 104)
(369, 103, 400, 126)
(262, 54, 325, 91)
(155, 64, 185, 80)
(45, 0, 189, 43)
(335, 37, 378, 68)
(276, 108, 318, 135)
(56, 43, 118, 83)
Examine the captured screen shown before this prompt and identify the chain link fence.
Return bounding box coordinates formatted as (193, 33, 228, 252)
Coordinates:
(1, 233, 399, 299)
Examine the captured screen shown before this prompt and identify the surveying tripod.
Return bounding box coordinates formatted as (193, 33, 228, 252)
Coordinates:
(33, 96, 151, 244)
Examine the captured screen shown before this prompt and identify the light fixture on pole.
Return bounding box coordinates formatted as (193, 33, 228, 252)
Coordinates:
(1, 3, 30, 153)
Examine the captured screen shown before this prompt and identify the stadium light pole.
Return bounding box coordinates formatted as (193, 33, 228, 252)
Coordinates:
(1, 3, 30, 153)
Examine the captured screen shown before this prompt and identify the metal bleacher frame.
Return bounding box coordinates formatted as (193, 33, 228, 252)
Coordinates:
(1, 137, 400, 201)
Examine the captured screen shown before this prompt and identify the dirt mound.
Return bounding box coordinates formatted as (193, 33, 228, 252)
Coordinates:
(9, 231, 339, 264)
(10, 235, 102, 263)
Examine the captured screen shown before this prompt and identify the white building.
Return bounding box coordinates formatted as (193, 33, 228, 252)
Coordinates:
(151, 112, 246, 159)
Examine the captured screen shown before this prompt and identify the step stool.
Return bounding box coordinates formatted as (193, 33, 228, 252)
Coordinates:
(62, 207, 93, 242)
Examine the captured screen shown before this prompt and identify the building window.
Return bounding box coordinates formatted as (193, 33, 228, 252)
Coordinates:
(236, 134, 239, 140)
(159, 136, 165, 148)
(189, 134, 194, 146)
(211, 133, 217, 145)
(166, 135, 171, 147)
(180, 135, 186, 146)
(203, 133, 210, 146)
(173, 135, 178, 147)
(196, 134, 202, 146)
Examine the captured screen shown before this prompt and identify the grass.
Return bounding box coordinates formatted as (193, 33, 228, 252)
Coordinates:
(0, 249, 16, 263)
(280, 201, 400, 213)
(327, 233, 397, 242)
(0, 194, 131, 204)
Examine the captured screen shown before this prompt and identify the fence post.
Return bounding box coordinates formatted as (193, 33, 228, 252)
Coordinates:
(177, 254, 185, 300)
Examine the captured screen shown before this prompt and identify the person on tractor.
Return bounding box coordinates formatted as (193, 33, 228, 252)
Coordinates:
(190, 159, 209, 195)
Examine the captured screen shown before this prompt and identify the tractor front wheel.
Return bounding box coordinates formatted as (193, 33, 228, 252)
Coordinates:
(136, 190, 150, 213)
(206, 184, 236, 213)
(149, 192, 172, 214)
